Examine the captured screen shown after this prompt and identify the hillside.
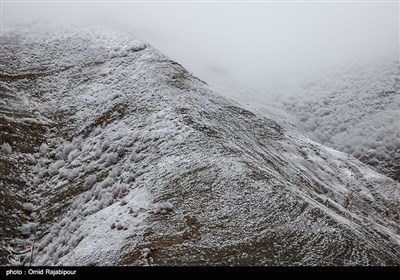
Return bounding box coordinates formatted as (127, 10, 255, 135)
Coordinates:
(1, 25, 400, 266)
(213, 59, 399, 183)
(277, 60, 400, 182)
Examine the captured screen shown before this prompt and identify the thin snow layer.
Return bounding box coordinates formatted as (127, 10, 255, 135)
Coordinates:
(276, 60, 400, 182)
(1, 24, 400, 266)
(214, 59, 400, 182)
(55, 188, 150, 266)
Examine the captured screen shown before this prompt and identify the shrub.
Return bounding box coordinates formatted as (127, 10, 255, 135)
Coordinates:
(1, 142, 12, 155)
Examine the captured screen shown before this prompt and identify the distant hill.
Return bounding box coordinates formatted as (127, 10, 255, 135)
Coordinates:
(278, 59, 400, 182)
(1, 25, 399, 266)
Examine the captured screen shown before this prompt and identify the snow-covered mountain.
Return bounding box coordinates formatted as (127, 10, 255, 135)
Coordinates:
(1, 25, 400, 266)
(276, 60, 400, 183)
(213, 59, 399, 183)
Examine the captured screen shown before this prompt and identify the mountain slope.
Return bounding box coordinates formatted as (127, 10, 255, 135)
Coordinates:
(211, 60, 399, 183)
(277, 60, 400, 182)
(0, 25, 400, 266)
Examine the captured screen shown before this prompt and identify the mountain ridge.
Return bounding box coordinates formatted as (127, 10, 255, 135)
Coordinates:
(0, 25, 399, 266)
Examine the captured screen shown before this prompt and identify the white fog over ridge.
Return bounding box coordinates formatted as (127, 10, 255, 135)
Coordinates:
(3, 2, 398, 180)
(2, 1, 399, 94)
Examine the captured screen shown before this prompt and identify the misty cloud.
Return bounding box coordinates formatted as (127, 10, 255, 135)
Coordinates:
(2, 1, 399, 91)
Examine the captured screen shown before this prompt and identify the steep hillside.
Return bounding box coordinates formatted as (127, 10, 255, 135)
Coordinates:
(1, 25, 400, 266)
(211, 60, 399, 183)
(277, 60, 400, 182)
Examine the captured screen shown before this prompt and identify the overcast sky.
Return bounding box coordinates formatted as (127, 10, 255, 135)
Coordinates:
(2, 1, 399, 91)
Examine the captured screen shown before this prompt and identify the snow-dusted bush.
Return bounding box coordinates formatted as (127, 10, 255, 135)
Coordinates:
(92, 126, 102, 137)
(82, 204, 100, 217)
(20, 223, 37, 236)
(152, 202, 173, 214)
(108, 167, 121, 178)
(84, 174, 97, 189)
(67, 149, 80, 164)
(112, 183, 129, 199)
(39, 143, 48, 154)
(99, 192, 113, 208)
(125, 173, 135, 183)
(58, 168, 70, 180)
(32, 175, 41, 186)
(1, 142, 12, 155)
(72, 136, 83, 149)
(91, 145, 102, 159)
(67, 167, 81, 181)
(22, 203, 34, 213)
(84, 161, 97, 173)
(25, 154, 35, 164)
(48, 160, 65, 176)
(59, 142, 76, 160)
(99, 152, 118, 167)
(98, 176, 114, 189)
(101, 140, 110, 152)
